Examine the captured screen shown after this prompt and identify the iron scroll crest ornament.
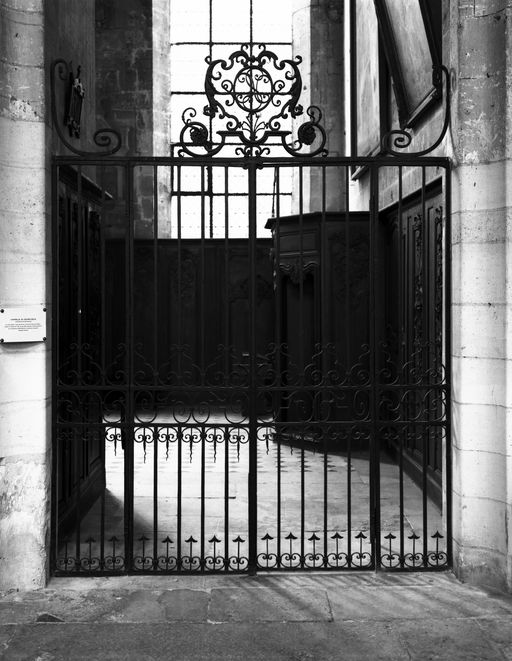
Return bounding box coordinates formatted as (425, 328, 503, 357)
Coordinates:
(50, 59, 122, 156)
(178, 44, 328, 158)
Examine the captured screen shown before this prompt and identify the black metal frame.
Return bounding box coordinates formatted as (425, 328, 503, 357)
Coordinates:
(51, 154, 451, 575)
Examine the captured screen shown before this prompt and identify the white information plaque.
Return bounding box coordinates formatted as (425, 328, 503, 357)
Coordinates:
(0, 306, 47, 343)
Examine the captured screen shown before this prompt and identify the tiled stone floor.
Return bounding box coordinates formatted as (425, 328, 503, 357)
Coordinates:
(2, 572, 512, 660)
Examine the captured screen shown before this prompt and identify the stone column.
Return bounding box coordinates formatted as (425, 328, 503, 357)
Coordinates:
(292, 0, 345, 212)
(448, 1, 512, 591)
(0, 0, 50, 589)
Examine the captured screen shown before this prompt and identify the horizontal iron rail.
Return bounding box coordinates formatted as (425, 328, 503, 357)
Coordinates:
(54, 384, 450, 391)
(55, 422, 449, 429)
(51, 155, 452, 169)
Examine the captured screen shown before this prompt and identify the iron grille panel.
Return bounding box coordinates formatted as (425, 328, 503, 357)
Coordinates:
(51, 157, 451, 575)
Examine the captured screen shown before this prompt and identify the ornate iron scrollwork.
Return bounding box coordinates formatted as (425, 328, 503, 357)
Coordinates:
(178, 44, 328, 158)
(51, 59, 122, 156)
(380, 65, 451, 157)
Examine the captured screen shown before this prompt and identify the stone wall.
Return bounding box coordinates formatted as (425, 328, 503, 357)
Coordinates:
(0, 0, 49, 590)
(448, 0, 512, 591)
(0, 0, 105, 590)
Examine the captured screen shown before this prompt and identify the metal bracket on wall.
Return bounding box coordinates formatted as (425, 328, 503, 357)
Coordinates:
(50, 58, 122, 156)
(380, 64, 451, 157)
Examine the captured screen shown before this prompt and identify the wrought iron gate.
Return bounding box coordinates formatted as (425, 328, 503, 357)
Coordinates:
(51, 48, 451, 574)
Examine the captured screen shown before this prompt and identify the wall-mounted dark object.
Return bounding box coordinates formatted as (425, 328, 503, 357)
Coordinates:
(65, 64, 85, 138)
(51, 58, 122, 156)
(380, 64, 450, 157)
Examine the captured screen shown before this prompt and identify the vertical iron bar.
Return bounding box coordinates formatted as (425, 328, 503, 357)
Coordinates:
(275, 166, 282, 566)
(124, 163, 135, 570)
(208, 164, 213, 238)
(177, 165, 182, 385)
(320, 164, 328, 564)
(201, 425, 206, 566)
(421, 167, 428, 565)
(224, 166, 230, 383)
(51, 163, 60, 573)
(444, 164, 453, 566)
(200, 166, 206, 384)
(247, 161, 258, 574)
(224, 425, 230, 570)
(369, 162, 380, 569)
(298, 164, 305, 566)
(398, 166, 404, 563)
(224, 165, 230, 567)
(100, 431, 106, 570)
(345, 164, 352, 565)
(99, 165, 107, 569)
(99, 166, 106, 382)
(74, 428, 81, 566)
(177, 423, 182, 570)
(153, 165, 159, 385)
(152, 426, 158, 569)
(74, 165, 84, 567)
(200, 165, 207, 567)
(77, 166, 83, 385)
(153, 165, 159, 570)
(404, 168, 411, 490)
(399, 428, 404, 566)
(176, 165, 183, 570)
